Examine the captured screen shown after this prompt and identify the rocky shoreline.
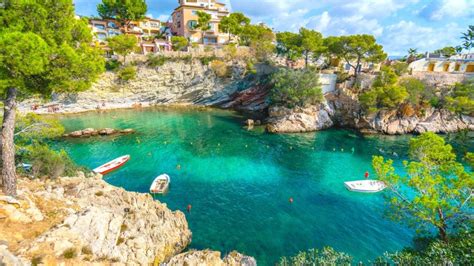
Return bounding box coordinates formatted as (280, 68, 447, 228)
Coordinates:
(0, 174, 256, 265)
(17, 60, 473, 135)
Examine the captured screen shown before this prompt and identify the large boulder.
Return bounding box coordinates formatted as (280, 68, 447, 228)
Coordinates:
(266, 104, 334, 133)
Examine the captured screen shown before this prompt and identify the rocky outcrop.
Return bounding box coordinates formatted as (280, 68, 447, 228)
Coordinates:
(266, 104, 334, 133)
(14, 175, 191, 265)
(1, 175, 255, 265)
(355, 109, 473, 135)
(168, 250, 256, 266)
(63, 128, 136, 138)
(19, 60, 250, 114)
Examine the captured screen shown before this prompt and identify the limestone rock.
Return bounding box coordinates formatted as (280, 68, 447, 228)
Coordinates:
(267, 104, 334, 133)
(168, 250, 256, 266)
(19, 177, 192, 265)
(0, 245, 27, 266)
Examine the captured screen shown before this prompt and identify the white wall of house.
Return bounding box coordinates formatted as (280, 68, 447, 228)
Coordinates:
(409, 58, 474, 73)
(320, 74, 337, 94)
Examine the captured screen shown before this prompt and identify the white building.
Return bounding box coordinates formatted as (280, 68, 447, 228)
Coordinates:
(409, 53, 474, 74)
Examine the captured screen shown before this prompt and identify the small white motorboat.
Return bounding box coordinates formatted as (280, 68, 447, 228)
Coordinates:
(93, 155, 130, 175)
(150, 174, 170, 194)
(344, 180, 386, 193)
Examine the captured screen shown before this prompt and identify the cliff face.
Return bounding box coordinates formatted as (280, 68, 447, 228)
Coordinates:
(18, 60, 473, 135)
(0, 174, 254, 265)
(267, 88, 473, 135)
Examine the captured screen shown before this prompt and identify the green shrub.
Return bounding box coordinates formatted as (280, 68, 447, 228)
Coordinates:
(62, 248, 77, 259)
(399, 77, 430, 106)
(171, 36, 188, 51)
(246, 60, 256, 75)
(379, 231, 474, 265)
(31, 256, 43, 266)
(223, 43, 238, 59)
(278, 247, 352, 266)
(199, 55, 217, 66)
(445, 80, 474, 115)
(147, 54, 167, 67)
(360, 85, 408, 113)
(26, 144, 77, 179)
(373, 66, 398, 87)
(270, 68, 323, 108)
(117, 66, 137, 82)
(81, 246, 92, 255)
(391, 61, 409, 76)
(210, 60, 229, 77)
(105, 59, 121, 71)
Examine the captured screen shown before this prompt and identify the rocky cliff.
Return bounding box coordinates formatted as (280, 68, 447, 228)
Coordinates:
(266, 88, 473, 135)
(19, 60, 473, 135)
(0, 174, 255, 265)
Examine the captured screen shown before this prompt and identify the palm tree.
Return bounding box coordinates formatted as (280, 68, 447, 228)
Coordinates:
(461, 25, 474, 53)
(407, 48, 418, 63)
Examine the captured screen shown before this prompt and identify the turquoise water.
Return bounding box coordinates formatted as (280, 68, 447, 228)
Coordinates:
(54, 108, 417, 265)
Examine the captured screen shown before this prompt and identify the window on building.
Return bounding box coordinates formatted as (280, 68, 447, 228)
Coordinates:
(466, 64, 474, 73)
(108, 22, 116, 28)
(97, 33, 107, 41)
(454, 63, 461, 71)
(443, 63, 450, 72)
(94, 24, 105, 30)
(427, 63, 435, 72)
(187, 20, 198, 30)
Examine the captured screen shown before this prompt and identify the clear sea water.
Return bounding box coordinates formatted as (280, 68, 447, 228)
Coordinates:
(54, 107, 421, 265)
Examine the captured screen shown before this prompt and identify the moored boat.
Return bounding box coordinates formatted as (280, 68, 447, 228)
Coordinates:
(93, 155, 130, 175)
(344, 180, 386, 193)
(150, 174, 170, 194)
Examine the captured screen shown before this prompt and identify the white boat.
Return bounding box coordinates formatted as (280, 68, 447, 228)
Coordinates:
(150, 174, 170, 194)
(344, 180, 386, 193)
(93, 155, 130, 175)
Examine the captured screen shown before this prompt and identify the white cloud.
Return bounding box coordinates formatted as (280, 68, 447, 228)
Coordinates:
(428, 0, 474, 20)
(381, 20, 464, 55)
(305, 13, 383, 37)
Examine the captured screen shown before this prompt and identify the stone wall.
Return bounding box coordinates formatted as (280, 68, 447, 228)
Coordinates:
(410, 72, 472, 88)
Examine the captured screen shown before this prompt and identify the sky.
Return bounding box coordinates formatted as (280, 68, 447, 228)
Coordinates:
(73, 0, 474, 56)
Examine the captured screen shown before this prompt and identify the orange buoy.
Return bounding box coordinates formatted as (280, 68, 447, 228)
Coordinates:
(289, 197, 294, 204)
(187, 204, 192, 213)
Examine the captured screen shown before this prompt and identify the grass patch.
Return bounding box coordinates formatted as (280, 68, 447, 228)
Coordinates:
(62, 248, 77, 259)
(116, 237, 125, 245)
(120, 223, 128, 233)
(81, 246, 92, 255)
(31, 256, 42, 266)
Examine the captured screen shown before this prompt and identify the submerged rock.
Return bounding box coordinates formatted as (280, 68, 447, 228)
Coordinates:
(64, 128, 135, 138)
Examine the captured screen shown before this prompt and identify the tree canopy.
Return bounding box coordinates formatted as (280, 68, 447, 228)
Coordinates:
(372, 132, 473, 242)
(276, 28, 325, 68)
(433, 46, 457, 57)
(195, 11, 211, 44)
(107, 34, 138, 63)
(326, 34, 386, 78)
(0, 0, 105, 196)
(460, 25, 474, 52)
(97, 0, 147, 26)
(219, 12, 250, 37)
(270, 69, 323, 108)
